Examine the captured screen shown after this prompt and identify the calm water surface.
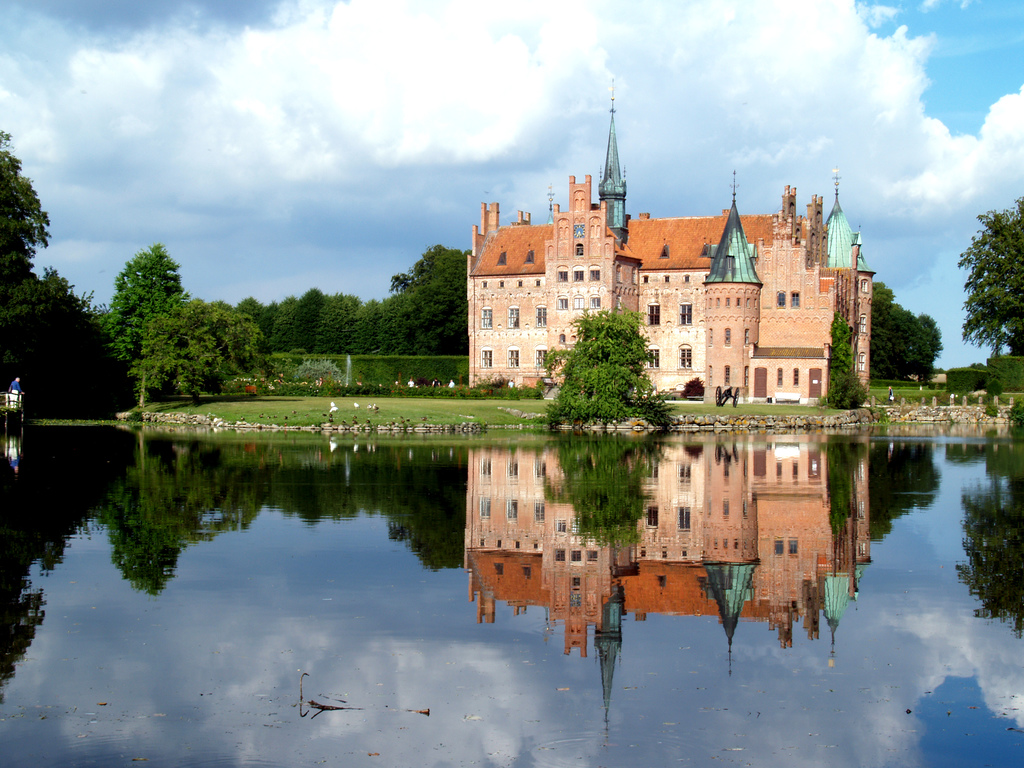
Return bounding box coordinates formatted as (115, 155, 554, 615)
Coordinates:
(1, 425, 1023, 767)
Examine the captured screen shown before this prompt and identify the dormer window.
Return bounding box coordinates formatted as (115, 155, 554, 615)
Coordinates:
(497, 252, 507, 266)
(660, 244, 670, 259)
(526, 250, 535, 264)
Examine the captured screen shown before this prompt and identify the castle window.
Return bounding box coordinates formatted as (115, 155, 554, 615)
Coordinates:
(506, 499, 518, 520)
(725, 328, 731, 346)
(482, 281, 487, 288)
(775, 539, 784, 555)
(648, 304, 660, 325)
(793, 368, 799, 386)
(573, 296, 585, 310)
(680, 303, 692, 325)
(777, 368, 783, 386)
(481, 308, 492, 329)
(571, 550, 582, 562)
(744, 366, 749, 387)
(647, 506, 659, 527)
(481, 349, 493, 368)
(508, 459, 519, 478)
(716, 298, 720, 307)
(744, 328, 750, 345)
(777, 292, 786, 307)
(508, 307, 519, 329)
(791, 292, 800, 308)
(678, 506, 691, 530)
(859, 314, 867, 334)
(534, 501, 545, 521)
(535, 348, 547, 368)
(590, 269, 601, 281)
(557, 269, 568, 282)
(575, 243, 584, 257)
(536, 306, 547, 327)
(590, 296, 601, 309)
(643, 275, 649, 283)
(726, 298, 731, 308)
(497, 252, 506, 265)
(557, 297, 569, 310)
(685, 275, 690, 283)
(708, 329, 713, 347)
(725, 366, 731, 384)
(536, 279, 541, 286)
(664, 275, 670, 283)
(679, 346, 692, 368)
(559, 334, 566, 343)
(499, 281, 504, 288)
(789, 539, 799, 555)
(555, 549, 565, 561)
(861, 279, 869, 293)
(615, 265, 621, 282)
(660, 244, 670, 259)
(479, 497, 491, 518)
(517, 280, 522, 287)
(508, 349, 519, 368)
(573, 268, 585, 282)
(858, 352, 866, 372)
(526, 250, 535, 264)
(649, 348, 660, 368)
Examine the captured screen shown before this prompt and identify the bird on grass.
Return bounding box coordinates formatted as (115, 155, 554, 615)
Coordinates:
(329, 402, 339, 414)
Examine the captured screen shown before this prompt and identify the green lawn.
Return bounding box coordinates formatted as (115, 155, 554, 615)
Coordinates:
(140, 395, 842, 428)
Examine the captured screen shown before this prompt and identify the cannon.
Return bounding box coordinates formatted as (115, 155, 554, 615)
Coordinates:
(715, 385, 740, 407)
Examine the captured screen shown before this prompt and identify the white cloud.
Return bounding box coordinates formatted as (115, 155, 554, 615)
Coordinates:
(1, 0, 1022, 365)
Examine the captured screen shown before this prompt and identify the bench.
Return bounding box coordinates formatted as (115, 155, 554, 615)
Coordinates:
(773, 392, 801, 404)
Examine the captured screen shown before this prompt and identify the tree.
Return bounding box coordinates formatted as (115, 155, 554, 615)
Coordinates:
(104, 244, 188, 364)
(871, 282, 943, 380)
(1, 130, 124, 416)
(960, 197, 1024, 356)
(133, 299, 263, 405)
(546, 310, 670, 426)
(826, 312, 867, 409)
(390, 245, 470, 355)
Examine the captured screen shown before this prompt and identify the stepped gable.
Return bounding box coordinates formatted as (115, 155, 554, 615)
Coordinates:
(471, 223, 551, 277)
(627, 213, 775, 271)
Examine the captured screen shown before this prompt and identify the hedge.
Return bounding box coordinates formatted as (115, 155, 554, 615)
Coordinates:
(946, 367, 988, 393)
(269, 354, 470, 386)
(986, 356, 1024, 392)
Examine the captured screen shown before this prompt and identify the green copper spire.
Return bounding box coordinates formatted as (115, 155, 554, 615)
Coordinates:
(826, 175, 871, 271)
(599, 87, 627, 241)
(705, 184, 761, 284)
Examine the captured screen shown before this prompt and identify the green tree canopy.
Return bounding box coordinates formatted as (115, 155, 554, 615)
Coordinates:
(0, 131, 49, 286)
(546, 310, 670, 426)
(960, 197, 1024, 356)
(390, 244, 469, 355)
(134, 299, 264, 404)
(104, 243, 188, 363)
(871, 282, 943, 380)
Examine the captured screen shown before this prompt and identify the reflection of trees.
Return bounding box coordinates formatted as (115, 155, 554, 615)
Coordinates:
(867, 441, 940, 539)
(96, 436, 469, 593)
(98, 438, 269, 594)
(0, 427, 135, 702)
(956, 442, 1024, 638)
(544, 436, 662, 545)
(826, 438, 866, 535)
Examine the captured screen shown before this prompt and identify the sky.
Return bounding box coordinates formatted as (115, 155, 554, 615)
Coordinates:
(2, 0, 1023, 369)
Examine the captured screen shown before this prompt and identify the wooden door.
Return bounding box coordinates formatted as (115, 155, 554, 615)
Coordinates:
(754, 367, 767, 398)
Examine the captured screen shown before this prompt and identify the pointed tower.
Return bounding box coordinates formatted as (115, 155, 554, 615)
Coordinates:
(598, 91, 627, 243)
(703, 179, 762, 402)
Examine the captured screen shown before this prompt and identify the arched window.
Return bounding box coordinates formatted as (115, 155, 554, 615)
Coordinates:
(575, 243, 584, 257)
(679, 346, 692, 369)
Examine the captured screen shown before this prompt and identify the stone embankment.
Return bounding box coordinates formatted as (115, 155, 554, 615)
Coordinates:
(123, 411, 483, 434)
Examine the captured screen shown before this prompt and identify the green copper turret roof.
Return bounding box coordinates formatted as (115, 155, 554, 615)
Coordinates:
(826, 196, 871, 271)
(599, 106, 627, 238)
(704, 199, 761, 284)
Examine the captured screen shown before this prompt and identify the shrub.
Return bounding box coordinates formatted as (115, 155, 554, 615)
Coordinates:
(1011, 401, 1024, 427)
(681, 377, 705, 398)
(295, 358, 344, 382)
(825, 369, 868, 410)
(987, 378, 1005, 397)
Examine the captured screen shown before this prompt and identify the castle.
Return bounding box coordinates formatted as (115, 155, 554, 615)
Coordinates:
(467, 104, 873, 403)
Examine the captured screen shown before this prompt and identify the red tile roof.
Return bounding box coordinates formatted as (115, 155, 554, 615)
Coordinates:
(627, 214, 777, 271)
(472, 224, 551, 277)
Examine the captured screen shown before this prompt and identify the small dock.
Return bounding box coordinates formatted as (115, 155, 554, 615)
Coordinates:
(2, 394, 24, 433)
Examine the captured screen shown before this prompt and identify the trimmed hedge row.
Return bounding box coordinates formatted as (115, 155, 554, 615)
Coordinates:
(986, 357, 1024, 392)
(946, 367, 988, 393)
(269, 354, 470, 386)
(223, 378, 543, 400)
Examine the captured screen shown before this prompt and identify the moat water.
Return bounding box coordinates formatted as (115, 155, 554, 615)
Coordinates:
(1, 425, 1023, 767)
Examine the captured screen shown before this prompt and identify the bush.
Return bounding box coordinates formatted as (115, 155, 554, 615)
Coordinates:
(681, 377, 705, 398)
(1011, 401, 1024, 427)
(295, 358, 344, 382)
(825, 369, 868, 410)
(946, 367, 987, 394)
(987, 378, 1005, 397)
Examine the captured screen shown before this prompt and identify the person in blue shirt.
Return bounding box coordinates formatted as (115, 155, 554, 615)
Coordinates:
(7, 377, 23, 405)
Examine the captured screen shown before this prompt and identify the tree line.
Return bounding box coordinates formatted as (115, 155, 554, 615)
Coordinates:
(234, 243, 469, 356)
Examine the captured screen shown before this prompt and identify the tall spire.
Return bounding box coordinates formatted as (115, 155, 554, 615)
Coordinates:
(599, 82, 627, 242)
(705, 178, 761, 284)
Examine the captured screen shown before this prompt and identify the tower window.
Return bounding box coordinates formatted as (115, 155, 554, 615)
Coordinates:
(648, 305, 660, 325)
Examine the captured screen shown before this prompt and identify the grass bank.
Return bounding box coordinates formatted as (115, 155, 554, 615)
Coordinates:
(138, 395, 841, 428)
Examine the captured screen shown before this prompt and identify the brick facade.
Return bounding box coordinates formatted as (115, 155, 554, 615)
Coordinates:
(467, 118, 872, 403)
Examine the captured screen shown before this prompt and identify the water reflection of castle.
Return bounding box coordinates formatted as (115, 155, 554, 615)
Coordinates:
(465, 438, 870, 660)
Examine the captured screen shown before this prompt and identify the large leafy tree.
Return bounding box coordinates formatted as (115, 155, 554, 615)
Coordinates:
(1, 130, 122, 416)
(960, 197, 1024, 356)
(104, 243, 188, 364)
(133, 299, 263, 405)
(389, 244, 469, 355)
(871, 282, 943, 380)
(546, 310, 670, 426)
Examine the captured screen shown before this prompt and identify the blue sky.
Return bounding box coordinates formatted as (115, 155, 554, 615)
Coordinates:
(2, 0, 1023, 368)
